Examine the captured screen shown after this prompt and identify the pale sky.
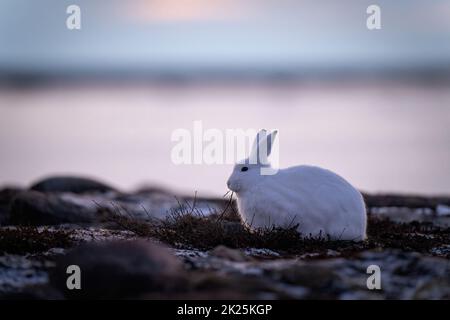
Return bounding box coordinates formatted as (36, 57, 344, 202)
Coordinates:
(1, 0, 450, 73)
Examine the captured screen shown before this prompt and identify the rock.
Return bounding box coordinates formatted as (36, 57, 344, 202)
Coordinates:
(273, 263, 337, 290)
(9, 188, 208, 226)
(10, 191, 100, 225)
(244, 248, 281, 259)
(187, 272, 280, 299)
(0, 255, 51, 294)
(363, 193, 450, 209)
(0, 188, 23, 225)
(50, 240, 186, 299)
(30, 176, 115, 194)
(133, 185, 175, 196)
(210, 245, 249, 262)
(172, 247, 450, 299)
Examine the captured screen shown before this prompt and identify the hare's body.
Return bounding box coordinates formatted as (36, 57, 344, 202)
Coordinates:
(235, 165, 367, 240)
(227, 130, 367, 241)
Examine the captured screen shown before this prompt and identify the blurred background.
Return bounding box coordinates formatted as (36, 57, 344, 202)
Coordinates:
(0, 0, 449, 196)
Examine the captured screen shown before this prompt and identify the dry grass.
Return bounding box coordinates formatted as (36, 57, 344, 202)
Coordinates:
(105, 200, 450, 256)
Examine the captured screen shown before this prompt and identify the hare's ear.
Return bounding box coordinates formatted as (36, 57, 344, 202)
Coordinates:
(266, 130, 278, 157)
(255, 130, 277, 165)
(249, 129, 267, 164)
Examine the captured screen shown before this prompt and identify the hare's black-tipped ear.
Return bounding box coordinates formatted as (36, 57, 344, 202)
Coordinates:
(249, 129, 278, 165)
(266, 130, 278, 157)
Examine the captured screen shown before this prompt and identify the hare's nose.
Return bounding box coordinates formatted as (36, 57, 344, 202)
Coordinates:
(227, 179, 240, 192)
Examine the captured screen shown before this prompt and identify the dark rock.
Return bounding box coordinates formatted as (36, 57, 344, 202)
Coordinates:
(274, 263, 337, 289)
(0, 187, 23, 225)
(50, 240, 186, 299)
(363, 193, 450, 209)
(133, 185, 175, 196)
(10, 191, 99, 225)
(30, 176, 115, 194)
(185, 273, 278, 299)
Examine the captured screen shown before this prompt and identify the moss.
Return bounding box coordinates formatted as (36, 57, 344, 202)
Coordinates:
(0, 227, 74, 255)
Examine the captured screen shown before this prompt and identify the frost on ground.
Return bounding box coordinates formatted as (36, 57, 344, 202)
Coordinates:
(0, 255, 50, 294)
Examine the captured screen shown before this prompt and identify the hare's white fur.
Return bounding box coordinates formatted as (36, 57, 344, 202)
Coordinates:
(227, 130, 367, 241)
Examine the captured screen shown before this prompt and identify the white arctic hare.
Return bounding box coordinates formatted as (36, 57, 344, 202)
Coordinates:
(226, 130, 367, 241)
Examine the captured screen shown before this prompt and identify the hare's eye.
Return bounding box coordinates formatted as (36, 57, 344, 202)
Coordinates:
(241, 166, 249, 172)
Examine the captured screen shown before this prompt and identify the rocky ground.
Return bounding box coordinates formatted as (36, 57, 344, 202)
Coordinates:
(0, 176, 449, 299)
